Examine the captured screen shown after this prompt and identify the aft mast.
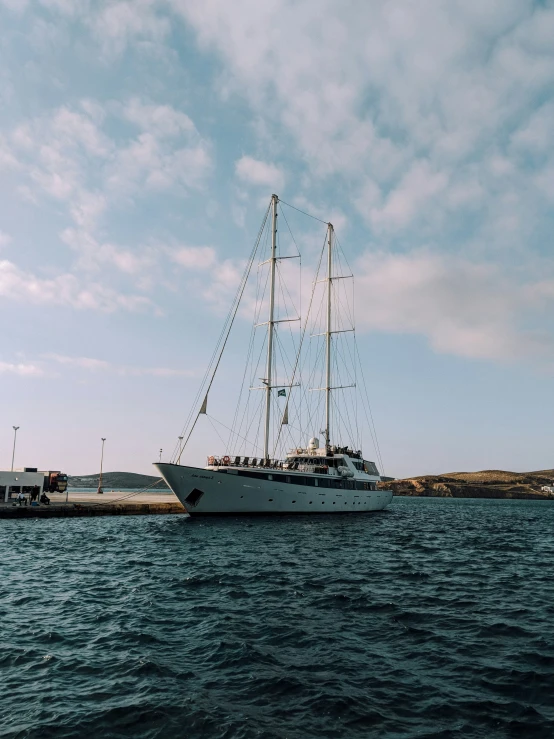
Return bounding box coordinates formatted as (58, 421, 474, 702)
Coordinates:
(263, 194, 278, 460)
(324, 222, 333, 452)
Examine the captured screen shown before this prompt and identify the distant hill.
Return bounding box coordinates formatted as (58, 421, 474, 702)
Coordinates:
(379, 469, 554, 499)
(68, 472, 169, 490)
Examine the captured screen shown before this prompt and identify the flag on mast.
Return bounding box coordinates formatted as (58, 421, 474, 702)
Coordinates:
(278, 388, 286, 397)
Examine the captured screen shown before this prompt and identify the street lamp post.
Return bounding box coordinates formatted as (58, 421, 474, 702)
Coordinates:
(97, 438, 106, 494)
(11, 426, 19, 472)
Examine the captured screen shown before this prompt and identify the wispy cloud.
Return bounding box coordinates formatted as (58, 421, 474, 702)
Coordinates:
(90, 0, 171, 58)
(355, 249, 554, 363)
(45, 353, 194, 377)
(0, 259, 152, 312)
(0, 360, 44, 377)
(173, 0, 554, 252)
(235, 156, 285, 191)
(11, 98, 212, 223)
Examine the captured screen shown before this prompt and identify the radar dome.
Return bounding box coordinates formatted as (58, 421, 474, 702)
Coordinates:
(308, 437, 319, 450)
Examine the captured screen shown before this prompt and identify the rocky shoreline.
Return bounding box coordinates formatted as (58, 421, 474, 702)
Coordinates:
(379, 469, 554, 500)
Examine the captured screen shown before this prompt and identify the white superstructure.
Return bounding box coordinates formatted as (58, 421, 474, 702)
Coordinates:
(156, 195, 392, 515)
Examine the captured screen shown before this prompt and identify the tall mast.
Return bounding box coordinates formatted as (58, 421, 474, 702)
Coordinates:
(263, 194, 278, 459)
(324, 223, 333, 451)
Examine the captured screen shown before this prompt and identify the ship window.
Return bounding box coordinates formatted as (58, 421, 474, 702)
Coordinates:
(268, 499, 273, 502)
(292, 500, 296, 503)
(238, 469, 269, 481)
(295, 476, 305, 486)
(309, 501, 312, 504)
(286, 476, 291, 484)
(268, 474, 273, 481)
(272, 473, 286, 483)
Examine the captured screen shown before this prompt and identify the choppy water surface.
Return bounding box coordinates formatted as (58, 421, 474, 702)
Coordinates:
(1, 498, 554, 739)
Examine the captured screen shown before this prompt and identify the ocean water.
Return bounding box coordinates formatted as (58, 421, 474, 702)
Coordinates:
(1, 497, 553, 739)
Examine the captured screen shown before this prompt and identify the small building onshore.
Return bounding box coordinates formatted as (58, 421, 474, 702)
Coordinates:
(0, 469, 45, 504)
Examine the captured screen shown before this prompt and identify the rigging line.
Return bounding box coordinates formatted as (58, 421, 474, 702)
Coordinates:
(206, 414, 264, 455)
(173, 203, 271, 462)
(279, 198, 330, 225)
(232, 333, 268, 453)
(79, 479, 167, 507)
(354, 338, 385, 475)
(228, 325, 258, 450)
(271, 228, 328, 456)
(279, 203, 302, 256)
(276, 259, 300, 328)
(176, 200, 271, 463)
(228, 257, 268, 448)
(334, 232, 356, 285)
(206, 413, 228, 450)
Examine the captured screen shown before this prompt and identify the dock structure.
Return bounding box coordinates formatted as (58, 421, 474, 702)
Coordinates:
(0, 491, 186, 519)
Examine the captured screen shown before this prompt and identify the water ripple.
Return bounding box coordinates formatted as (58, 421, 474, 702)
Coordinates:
(1, 498, 554, 738)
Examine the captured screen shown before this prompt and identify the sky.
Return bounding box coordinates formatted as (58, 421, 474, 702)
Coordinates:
(1, 0, 554, 478)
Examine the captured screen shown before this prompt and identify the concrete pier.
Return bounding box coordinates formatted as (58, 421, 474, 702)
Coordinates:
(0, 490, 186, 519)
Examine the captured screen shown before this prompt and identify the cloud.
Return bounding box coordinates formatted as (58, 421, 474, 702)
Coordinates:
(168, 245, 217, 269)
(172, 0, 554, 246)
(45, 353, 193, 377)
(0, 361, 44, 377)
(89, 0, 171, 57)
(0, 259, 152, 312)
(46, 354, 110, 371)
(120, 98, 196, 138)
(61, 228, 159, 277)
(0, 0, 29, 12)
(368, 160, 449, 232)
(10, 99, 212, 225)
(355, 249, 554, 363)
(0, 134, 19, 171)
(235, 156, 285, 191)
(0, 231, 11, 248)
(106, 132, 212, 195)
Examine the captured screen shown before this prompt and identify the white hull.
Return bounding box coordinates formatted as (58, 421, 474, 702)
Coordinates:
(156, 463, 393, 515)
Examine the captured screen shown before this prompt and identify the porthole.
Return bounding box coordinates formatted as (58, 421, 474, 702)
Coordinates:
(268, 499, 273, 502)
(322, 501, 325, 504)
(333, 502, 336, 504)
(292, 500, 296, 503)
(309, 501, 313, 504)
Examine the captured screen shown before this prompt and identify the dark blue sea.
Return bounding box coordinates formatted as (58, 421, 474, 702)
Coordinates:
(2, 498, 554, 739)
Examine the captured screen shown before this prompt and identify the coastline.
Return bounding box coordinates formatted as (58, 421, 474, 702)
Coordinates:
(379, 469, 554, 500)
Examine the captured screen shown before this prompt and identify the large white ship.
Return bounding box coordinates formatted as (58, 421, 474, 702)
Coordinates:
(156, 195, 392, 515)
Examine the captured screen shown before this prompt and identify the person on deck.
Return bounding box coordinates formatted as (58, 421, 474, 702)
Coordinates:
(17, 491, 27, 506)
(40, 493, 50, 506)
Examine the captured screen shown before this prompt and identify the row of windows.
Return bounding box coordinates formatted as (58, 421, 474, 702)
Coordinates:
(239, 496, 373, 506)
(222, 468, 376, 490)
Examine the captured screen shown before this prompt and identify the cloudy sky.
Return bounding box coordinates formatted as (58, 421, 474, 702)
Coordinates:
(1, 0, 553, 477)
